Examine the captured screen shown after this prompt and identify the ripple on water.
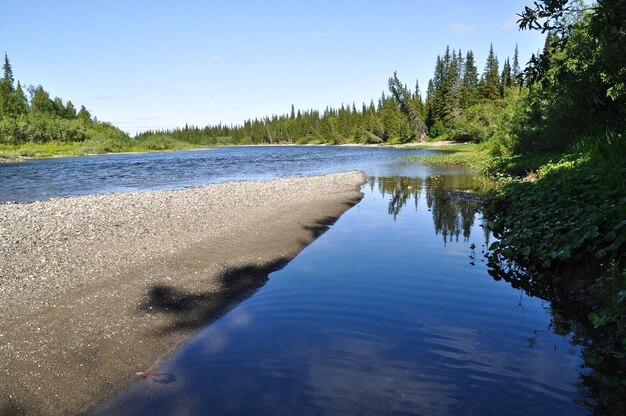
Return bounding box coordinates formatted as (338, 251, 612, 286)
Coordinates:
(41, 149, 587, 416)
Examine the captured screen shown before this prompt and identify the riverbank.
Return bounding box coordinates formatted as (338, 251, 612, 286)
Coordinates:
(0, 172, 365, 415)
(0, 140, 456, 164)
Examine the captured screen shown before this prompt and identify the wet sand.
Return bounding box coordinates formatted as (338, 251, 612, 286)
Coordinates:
(0, 172, 365, 415)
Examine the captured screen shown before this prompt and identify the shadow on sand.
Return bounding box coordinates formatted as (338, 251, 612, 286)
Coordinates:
(139, 197, 361, 336)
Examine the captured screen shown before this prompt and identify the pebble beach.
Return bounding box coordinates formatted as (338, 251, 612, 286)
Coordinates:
(0, 171, 365, 415)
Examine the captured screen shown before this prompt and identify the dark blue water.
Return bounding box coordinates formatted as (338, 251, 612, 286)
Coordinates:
(3, 147, 591, 414)
(0, 146, 451, 202)
(77, 149, 589, 415)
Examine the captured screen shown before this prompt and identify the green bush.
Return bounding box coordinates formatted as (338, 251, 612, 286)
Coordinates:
(485, 131, 625, 275)
(484, 132, 626, 352)
(132, 134, 192, 151)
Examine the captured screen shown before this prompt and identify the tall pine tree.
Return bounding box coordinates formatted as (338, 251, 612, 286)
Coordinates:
(460, 50, 479, 108)
(512, 44, 521, 86)
(1, 53, 16, 116)
(500, 58, 512, 96)
(481, 44, 500, 101)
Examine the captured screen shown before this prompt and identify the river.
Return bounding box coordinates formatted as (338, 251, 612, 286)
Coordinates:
(1, 147, 594, 414)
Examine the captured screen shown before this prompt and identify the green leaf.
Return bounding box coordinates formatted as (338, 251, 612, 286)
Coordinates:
(601, 375, 620, 389)
(604, 230, 617, 241)
(557, 248, 571, 260)
(521, 246, 531, 256)
(605, 235, 625, 251)
(588, 311, 607, 328)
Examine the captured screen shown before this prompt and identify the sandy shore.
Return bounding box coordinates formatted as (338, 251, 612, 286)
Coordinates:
(0, 172, 365, 415)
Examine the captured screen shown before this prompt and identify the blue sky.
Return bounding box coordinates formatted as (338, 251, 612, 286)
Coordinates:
(2, 1, 546, 134)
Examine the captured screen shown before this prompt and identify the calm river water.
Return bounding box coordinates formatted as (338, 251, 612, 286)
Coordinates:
(1, 147, 593, 414)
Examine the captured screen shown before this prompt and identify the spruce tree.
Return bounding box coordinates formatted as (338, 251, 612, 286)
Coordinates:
(425, 79, 436, 129)
(481, 44, 500, 101)
(460, 50, 479, 108)
(443, 49, 461, 124)
(413, 79, 424, 118)
(0, 53, 16, 116)
(431, 46, 462, 128)
(65, 100, 77, 118)
(500, 58, 512, 96)
(3, 53, 14, 91)
(388, 71, 427, 141)
(77, 105, 92, 122)
(512, 44, 521, 85)
(14, 81, 28, 115)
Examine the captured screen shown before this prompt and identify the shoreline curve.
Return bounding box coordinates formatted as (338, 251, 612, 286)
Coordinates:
(0, 171, 366, 415)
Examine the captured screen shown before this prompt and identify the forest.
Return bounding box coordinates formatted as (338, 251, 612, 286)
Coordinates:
(0, 58, 196, 158)
(0, 55, 135, 157)
(135, 43, 522, 150)
(0, 40, 526, 157)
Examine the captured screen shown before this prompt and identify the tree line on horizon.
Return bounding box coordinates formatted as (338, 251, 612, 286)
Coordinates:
(137, 43, 523, 148)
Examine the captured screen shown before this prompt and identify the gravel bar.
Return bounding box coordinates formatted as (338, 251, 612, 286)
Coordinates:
(0, 171, 365, 415)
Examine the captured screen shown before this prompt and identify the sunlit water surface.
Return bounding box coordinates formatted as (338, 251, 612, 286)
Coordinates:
(2, 147, 591, 415)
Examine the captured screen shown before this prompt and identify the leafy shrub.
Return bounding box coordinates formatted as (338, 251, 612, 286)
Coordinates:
(133, 134, 192, 151)
(485, 131, 625, 276)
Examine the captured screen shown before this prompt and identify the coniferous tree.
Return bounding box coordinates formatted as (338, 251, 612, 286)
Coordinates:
(388, 71, 427, 141)
(3, 53, 14, 90)
(432, 56, 445, 93)
(454, 49, 464, 93)
(425, 79, 436, 130)
(379, 92, 402, 141)
(14, 81, 28, 115)
(431, 55, 447, 124)
(65, 100, 77, 119)
(29, 85, 55, 114)
(0, 53, 16, 116)
(481, 44, 500, 101)
(413, 79, 425, 119)
(430, 46, 462, 128)
(444, 49, 462, 124)
(77, 105, 92, 122)
(512, 44, 521, 86)
(500, 58, 512, 96)
(52, 97, 66, 117)
(460, 50, 479, 108)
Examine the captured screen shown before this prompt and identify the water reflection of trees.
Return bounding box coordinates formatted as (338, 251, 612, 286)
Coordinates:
(487, 257, 626, 414)
(371, 176, 489, 245)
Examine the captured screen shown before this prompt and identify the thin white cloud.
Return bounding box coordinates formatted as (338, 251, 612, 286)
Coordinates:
(209, 55, 223, 62)
(448, 23, 477, 33)
(306, 31, 322, 39)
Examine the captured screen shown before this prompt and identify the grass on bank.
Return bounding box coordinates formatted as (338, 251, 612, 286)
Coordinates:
(0, 135, 200, 160)
(483, 131, 626, 365)
(404, 142, 494, 171)
(405, 140, 568, 180)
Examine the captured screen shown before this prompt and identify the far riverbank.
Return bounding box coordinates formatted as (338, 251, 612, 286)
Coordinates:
(0, 140, 456, 164)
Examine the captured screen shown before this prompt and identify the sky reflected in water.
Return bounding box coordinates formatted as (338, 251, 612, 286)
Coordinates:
(92, 173, 589, 416)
